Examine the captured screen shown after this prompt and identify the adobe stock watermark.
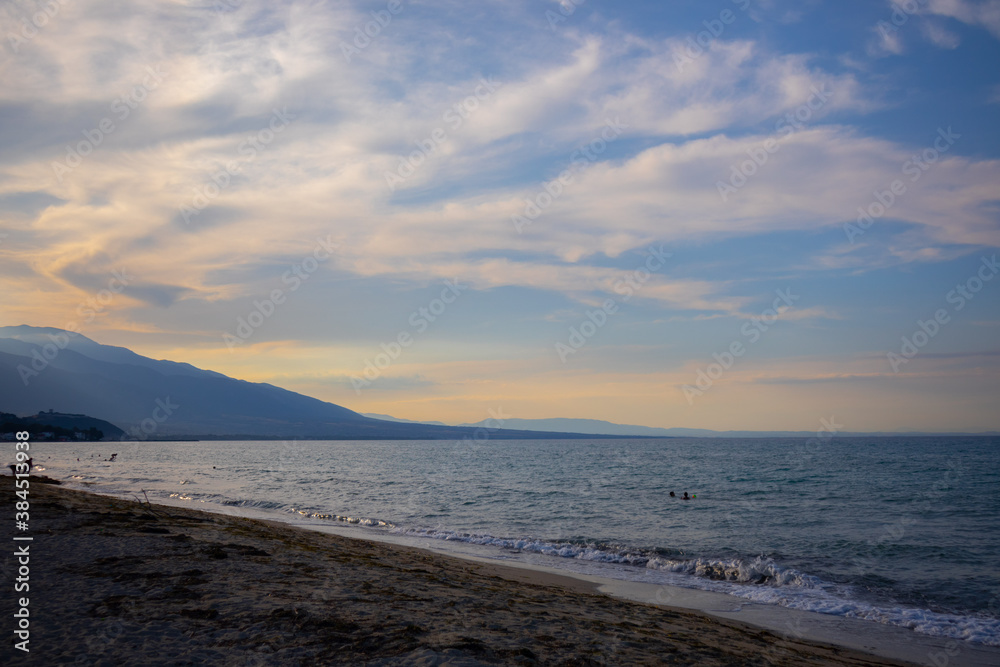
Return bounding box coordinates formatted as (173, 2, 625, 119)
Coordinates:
(545, 0, 586, 31)
(512, 117, 628, 233)
(790, 416, 844, 466)
(51, 65, 167, 184)
(274, 439, 301, 474)
(757, 616, 813, 665)
(673, 0, 752, 72)
(556, 246, 671, 362)
(452, 406, 511, 459)
(844, 127, 959, 243)
(887, 255, 997, 372)
(384, 77, 502, 192)
(682, 288, 800, 404)
(926, 642, 963, 667)
(848, 457, 962, 579)
(351, 278, 468, 393)
(17, 269, 134, 385)
(223, 236, 337, 349)
(717, 84, 832, 202)
(210, 0, 243, 15)
(120, 397, 180, 441)
(874, 0, 928, 44)
(180, 107, 294, 224)
(5, 0, 70, 54)
(340, 0, 407, 62)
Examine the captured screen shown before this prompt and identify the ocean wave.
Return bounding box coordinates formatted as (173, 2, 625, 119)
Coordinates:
(384, 526, 1000, 646)
(220, 498, 287, 510)
(288, 507, 393, 528)
(718, 580, 1000, 646)
(392, 527, 657, 566)
(646, 554, 822, 587)
(393, 529, 818, 587)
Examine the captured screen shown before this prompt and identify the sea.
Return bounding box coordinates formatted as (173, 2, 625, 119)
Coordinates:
(28, 435, 1000, 647)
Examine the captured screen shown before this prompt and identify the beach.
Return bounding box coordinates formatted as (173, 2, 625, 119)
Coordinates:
(3, 480, 918, 666)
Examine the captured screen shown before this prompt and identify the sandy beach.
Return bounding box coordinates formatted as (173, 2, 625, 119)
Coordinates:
(2, 479, 919, 666)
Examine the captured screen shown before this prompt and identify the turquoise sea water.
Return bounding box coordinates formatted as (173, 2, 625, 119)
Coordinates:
(31, 436, 1000, 646)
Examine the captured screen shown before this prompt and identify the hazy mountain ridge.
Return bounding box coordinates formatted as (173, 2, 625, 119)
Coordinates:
(362, 413, 449, 426)
(0, 326, 601, 440)
(4, 327, 992, 440)
(363, 413, 996, 437)
(0, 325, 227, 379)
(455, 417, 998, 438)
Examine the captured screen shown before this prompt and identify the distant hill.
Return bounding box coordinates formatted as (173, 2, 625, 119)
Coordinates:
(456, 417, 999, 438)
(459, 417, 679, 437)
(0, 326, 598, 441)
(1, 410, 124, 441)
(362, 413, 449, 427)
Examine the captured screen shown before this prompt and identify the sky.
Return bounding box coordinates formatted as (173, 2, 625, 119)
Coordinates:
(1, 0, 999, 432)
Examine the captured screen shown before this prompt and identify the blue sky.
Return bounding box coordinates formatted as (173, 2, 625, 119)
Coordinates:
(1, 0, 998, 430)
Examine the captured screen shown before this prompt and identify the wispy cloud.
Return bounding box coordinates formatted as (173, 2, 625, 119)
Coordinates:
(1, 0, 998, 430)
(923, 0, 1000, 38)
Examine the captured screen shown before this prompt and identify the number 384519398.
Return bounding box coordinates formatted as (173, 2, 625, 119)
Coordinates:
(15, 431, 30, 509)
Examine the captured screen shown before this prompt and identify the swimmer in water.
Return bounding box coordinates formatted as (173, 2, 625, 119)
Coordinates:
(683, 491, 690, 500)
(669, 491, 675, 497)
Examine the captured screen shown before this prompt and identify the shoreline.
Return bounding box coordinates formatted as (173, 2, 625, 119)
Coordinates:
(248, 507, 1000, 667)
(62, 477, 1000, 665)
(1, 480, 933, 665)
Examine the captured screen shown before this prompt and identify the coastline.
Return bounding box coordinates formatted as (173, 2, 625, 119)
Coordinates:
(2, 480, 930, 665)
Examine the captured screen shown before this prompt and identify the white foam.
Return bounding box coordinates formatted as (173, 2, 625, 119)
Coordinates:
(387, 526, 1000, 647)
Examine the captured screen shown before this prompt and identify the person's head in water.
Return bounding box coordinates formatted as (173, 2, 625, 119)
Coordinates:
(669, 491, 675, 497)
(683, 491, 689, 499)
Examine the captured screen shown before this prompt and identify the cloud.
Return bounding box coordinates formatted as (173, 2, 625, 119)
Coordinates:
(921, 18, 963, 47)
(279, 372, 437, 394)
(500, 127, 1000, 255)
(0, 1, 997, 386)
(774, 306, 841, 322)
(923, 0, 1000, 38)
(870, 0, 1000, 54)
(752, 372, 893, 384)
(0, 190, 65, 220)
(872, 27, 906, 55)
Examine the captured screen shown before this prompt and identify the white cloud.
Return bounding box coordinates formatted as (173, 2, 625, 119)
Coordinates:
(921, 19, 963, 47)
(923, 0, 1000, 38)
(2, 0, 998, 334)
(870, 23, 906, 56)
(871, 0, 1000, 54)
(499, 127, 1000, 253)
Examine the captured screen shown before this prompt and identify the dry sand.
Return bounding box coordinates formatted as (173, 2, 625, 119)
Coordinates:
(2, 479, 919, 666)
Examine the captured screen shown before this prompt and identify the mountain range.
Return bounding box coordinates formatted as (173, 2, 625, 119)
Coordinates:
(2, 326, 994, 441)
(365, 414, 999, 438)
(451, 417, 998, 438)
(0, 326, 596, 441)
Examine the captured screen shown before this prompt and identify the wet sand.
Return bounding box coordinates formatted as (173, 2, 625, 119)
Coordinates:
(2, 480, 919, 665)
